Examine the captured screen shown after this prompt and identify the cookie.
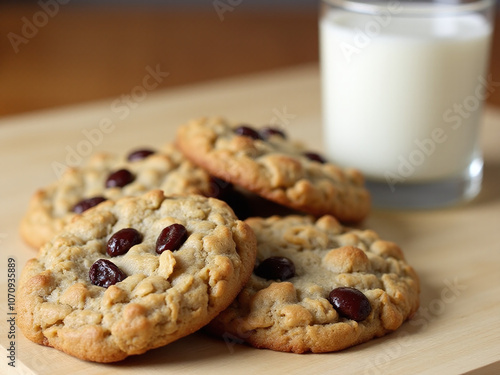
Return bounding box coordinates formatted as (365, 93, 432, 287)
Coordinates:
(175, 117, 371, 222)
(208, 215, 419, 353)
(20, 143, 214, 249)
(17, 190, 257, 362)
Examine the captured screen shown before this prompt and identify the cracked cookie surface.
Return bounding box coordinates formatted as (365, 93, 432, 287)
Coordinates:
(20, 144, 213, 249)
(175, 117, 371, 222)
(208, 215, 419, 353)
(17, 190, 257, 362)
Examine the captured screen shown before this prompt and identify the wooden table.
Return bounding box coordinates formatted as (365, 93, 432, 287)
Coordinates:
(1, 65, 499, 374)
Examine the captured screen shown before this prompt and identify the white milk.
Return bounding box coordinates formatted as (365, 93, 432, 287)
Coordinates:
(320, 9, 492, 182)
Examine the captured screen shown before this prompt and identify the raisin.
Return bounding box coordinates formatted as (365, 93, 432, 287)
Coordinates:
(259, 126, 287, 140)
(105, 169, 134, 188)
(303, 152, 327, 164)
(72, 197, 106, 214)
(89, 259, 127, 288)
(328, 287, 372, 321)
(156, 224, 188, 254)
(127, 148, 155, 162)
(234, 125, 263, 140)
(107, 228, 143, 257)
(254, 256, 295, 281)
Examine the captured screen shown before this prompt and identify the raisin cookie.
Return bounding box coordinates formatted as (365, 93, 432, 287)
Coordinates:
(208, 215, 419, 353)
(175, 117, 371, 222)
(17, 190, 257, 362)
(20, 144, 214, 249)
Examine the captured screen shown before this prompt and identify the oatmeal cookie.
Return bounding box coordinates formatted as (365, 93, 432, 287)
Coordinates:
(17, 190, 257, 362)
(208, 215, 419, 353)
(175, 117, 370, 222)
(20, 144, 213, 249)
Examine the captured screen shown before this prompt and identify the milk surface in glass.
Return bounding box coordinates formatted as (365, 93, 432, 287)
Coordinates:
(320, 8, 492, 182)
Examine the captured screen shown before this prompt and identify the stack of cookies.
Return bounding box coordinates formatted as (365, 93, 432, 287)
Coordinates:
(17, 117, 420, 363)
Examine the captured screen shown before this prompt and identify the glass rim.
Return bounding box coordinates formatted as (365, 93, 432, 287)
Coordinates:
(321, 0, 495, 15)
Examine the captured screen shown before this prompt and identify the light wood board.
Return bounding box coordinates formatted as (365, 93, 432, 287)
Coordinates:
(0, 65, 499, 375)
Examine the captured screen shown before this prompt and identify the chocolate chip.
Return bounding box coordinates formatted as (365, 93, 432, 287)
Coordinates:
(107, 228, 143, 257)
(72, 197, 107, 214)
(127, 148, 155, 162)
(89, 259, 127, 288)
(328, 287, 372, 321)
(303, 151, 327, 164)
(234, 125, 263, 140)
(156, 224, 188, 254)
(105, 169, 134, 188)
(254, 256, 295, 281)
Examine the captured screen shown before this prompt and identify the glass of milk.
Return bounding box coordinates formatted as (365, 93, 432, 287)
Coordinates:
(320, 0, 495, 208)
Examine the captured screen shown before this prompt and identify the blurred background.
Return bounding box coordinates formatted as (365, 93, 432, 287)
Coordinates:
(0, 0, 498, 117)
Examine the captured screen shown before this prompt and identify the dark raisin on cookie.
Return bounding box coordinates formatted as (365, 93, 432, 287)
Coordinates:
(72, 197, 107, 214)
(89, 259, 127, 288)
(234, 125, 263, 140)
(328, 287, 372, 321)
(254, 256, 295, 281)
(303, 151, 327, 164)
(259, 126, 287, 140)
(156, 224, 188, 254)
(107, 228, 143, 257)
(105, 169, 135, 188)
(127, 148, 155, 162)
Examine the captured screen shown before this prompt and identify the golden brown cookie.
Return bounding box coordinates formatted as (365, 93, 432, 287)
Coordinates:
(175, 117, 371, 223)
(20, 144, 213, 249)
(208, 215, 419, 353)
(17, 190, 257, 362)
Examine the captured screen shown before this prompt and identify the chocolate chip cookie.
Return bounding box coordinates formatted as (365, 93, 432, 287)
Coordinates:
(17, 190, 257, 362)
(208, 215, 419, 353)
(20, 144, 213, 249)
(175, 117, 371, 223)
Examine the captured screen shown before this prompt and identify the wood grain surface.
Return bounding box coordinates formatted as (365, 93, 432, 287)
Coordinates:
(0, 65, 499, 374)
(0, 3, 318, 116)
(0, 3, 499, 117)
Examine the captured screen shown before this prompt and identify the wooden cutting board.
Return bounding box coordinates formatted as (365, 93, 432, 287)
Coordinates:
(1, 65, 499, 375)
